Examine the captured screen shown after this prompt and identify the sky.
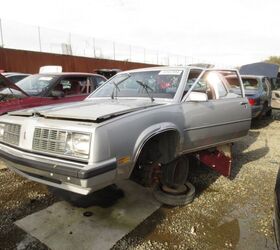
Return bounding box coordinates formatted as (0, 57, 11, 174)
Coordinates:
(0, 0, 280, 67)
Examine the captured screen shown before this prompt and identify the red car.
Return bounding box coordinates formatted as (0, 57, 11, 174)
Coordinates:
(0, 72, 106, 115)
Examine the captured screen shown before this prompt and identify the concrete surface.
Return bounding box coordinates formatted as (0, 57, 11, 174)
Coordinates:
(15, 180, 161, 250)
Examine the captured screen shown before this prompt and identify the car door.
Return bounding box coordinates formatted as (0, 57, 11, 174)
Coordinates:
(181, 69, 251, 153)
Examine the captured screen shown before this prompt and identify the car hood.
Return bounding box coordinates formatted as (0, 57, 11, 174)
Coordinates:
(9, 99, 166, 121)
(0, 73, 29, 96)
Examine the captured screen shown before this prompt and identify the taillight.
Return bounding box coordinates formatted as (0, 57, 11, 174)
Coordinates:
(248, 98, 256, 106)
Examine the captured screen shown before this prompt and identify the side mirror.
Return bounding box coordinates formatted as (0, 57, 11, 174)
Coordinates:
(187, 92, 208, 102)
(51, 90, 64, 98)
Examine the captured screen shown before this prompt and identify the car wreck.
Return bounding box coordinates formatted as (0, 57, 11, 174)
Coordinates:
(0, 66, 251, 206)
(240, 62, 280, 110)
(0, 72, 106, 115)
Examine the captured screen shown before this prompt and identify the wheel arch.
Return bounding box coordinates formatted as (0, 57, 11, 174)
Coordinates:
(131, 122, 184, 175)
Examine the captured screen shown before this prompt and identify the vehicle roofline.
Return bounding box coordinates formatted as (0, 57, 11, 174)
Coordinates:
(31, 73, 106, 77)
(117, 66, 205, 74)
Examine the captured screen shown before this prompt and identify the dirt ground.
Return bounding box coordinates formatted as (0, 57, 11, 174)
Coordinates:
(0, 110, 280, 250)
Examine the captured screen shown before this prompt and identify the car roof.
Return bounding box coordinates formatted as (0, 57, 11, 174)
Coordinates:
(120, 66, 205, 74)
(32, 72, 106, 77)
(119, 66, 240, 75)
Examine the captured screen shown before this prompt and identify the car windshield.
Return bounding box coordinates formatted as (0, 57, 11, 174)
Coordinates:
(15, 74, 57, 96)
(241, 77, 260, 90)
(89, 70, 183, 99)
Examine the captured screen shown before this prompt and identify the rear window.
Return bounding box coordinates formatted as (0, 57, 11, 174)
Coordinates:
(241, 77, 259, 90)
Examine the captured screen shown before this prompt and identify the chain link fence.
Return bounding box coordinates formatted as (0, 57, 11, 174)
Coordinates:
(0, 18, 209, 66)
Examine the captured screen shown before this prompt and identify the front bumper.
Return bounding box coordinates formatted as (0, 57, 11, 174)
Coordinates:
(0, 143, 117, 195)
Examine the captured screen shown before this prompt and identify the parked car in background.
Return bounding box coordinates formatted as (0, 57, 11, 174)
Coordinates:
(226, 74, 272, 118)
(241, 75, 272, 118)
(0, 66, 251, 206)
(2, 72, 30, 83)
(240, 62, 280, 111)
(0, 72, 106, 115)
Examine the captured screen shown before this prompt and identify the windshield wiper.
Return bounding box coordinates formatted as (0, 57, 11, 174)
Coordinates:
(111, 82, 120, 99)
(111, 74, 131, 99)
(136, 80, 154, 102)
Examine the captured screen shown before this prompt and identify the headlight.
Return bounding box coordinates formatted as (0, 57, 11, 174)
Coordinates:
(65, 132, 91, 159)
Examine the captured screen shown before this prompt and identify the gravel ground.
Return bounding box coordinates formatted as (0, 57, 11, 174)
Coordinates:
(113, 110, 280, 250)
(0, 167, 56, 250)
(0, 110, 280, 250)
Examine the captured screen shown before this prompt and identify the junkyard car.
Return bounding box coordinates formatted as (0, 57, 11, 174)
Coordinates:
(225, 74, 272, 118)
(241, 75, 272, 118)
(239, 62, 278, 113)
(0, 72, 106, 115)
(0, 67, 251, 205)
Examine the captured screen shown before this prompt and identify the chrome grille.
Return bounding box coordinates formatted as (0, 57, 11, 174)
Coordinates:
(0, 123, 21, 146)
(33, 128, 68, 154)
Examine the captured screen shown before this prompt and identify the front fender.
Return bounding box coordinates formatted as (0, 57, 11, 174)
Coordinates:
(132, 122, 184, 166)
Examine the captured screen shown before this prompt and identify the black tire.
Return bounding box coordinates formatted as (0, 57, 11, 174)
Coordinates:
(153, 182, 195, 206)
(161, 157, 189, 189)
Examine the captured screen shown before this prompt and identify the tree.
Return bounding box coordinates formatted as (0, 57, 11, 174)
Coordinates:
(265, 56, 280, 65)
